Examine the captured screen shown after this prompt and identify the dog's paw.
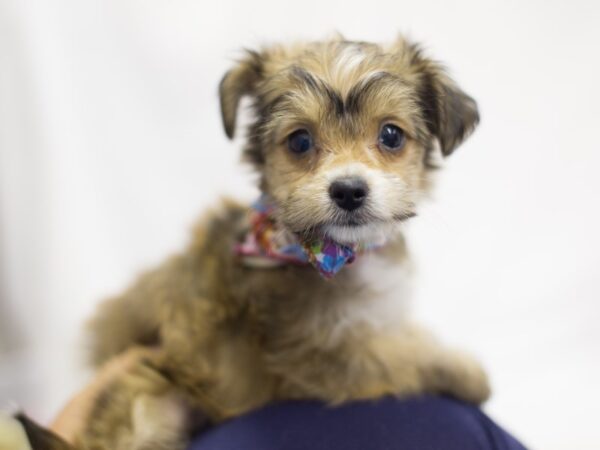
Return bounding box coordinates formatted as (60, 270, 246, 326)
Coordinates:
(451, 353, 491, 404)
(0, 413, 32, 450)
(426, 351, 491, 405)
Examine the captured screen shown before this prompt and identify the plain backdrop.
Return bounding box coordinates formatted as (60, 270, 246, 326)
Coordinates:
(1, 1, 599, 449)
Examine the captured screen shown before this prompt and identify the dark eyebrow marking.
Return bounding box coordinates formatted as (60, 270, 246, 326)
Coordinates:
(290, 65, 320, 92)
(287, 67, 401, 118)
(324, 86, 345, 116)
(345, 71, 398, 114)
(289, 65, 344, 117)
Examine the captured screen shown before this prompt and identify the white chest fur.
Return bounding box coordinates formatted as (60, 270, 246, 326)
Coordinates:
(317, 251, 414, 346)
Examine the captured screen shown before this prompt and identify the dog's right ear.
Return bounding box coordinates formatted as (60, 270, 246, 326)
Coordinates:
(219, 50, 265, 139)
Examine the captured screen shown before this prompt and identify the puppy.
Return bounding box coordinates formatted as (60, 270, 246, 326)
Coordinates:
(12, 35, 488, 449)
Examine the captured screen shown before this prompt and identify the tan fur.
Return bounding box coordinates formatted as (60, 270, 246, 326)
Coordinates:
(21, 36, 487, 450)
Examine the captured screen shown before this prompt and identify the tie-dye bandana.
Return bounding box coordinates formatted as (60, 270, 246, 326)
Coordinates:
(235, 197, 372, 279)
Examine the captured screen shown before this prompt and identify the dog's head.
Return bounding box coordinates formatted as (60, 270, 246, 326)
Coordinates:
(219, 36, 479, 245)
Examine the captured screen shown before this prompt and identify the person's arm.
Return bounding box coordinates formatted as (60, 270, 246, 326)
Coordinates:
(52, 347, 158, 443)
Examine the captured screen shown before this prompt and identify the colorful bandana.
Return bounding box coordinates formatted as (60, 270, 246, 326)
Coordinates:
(235, 197, 371, 279)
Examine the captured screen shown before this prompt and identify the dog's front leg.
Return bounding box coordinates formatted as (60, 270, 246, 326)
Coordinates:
(385, 324, 492, 405)
(273, 324, 490, 406)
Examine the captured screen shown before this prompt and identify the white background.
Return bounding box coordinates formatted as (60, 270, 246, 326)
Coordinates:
(1, 1, 599, 448)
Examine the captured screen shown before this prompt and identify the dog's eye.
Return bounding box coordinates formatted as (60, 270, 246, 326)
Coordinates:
(287, 129, 313, 154)
(378, 124, 406, 152)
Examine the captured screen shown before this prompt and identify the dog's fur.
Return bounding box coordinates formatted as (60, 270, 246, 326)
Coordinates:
(16, 35, 488, 449)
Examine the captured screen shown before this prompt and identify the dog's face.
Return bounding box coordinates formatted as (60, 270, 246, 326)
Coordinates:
(220, 37, 479, 245)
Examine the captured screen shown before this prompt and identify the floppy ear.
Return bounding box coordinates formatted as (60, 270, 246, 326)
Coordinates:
(219, 50, 264, 139)
(418, 68, 480, 156)
(393, 37, 479, 156)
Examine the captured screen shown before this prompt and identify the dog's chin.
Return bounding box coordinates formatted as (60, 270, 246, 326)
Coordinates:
(322, 222, 400, 246)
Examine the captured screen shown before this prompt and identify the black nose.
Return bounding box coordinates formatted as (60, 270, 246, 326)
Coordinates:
(329, 178, 369, 211)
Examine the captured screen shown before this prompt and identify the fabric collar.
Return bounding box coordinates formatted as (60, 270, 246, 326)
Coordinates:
(235, 196, 379, 279)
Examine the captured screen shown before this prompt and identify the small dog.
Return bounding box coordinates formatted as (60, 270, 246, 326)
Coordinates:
(10, 34, 489, 449)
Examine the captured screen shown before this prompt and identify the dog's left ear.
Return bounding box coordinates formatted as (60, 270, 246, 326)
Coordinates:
(418, 68, 480, 156)
(219, 50, 265, 139)
(397, 38, 479, 156)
